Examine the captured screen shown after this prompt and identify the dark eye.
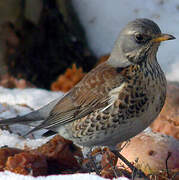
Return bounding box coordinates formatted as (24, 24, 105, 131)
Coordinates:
(135, 33, 144, 43)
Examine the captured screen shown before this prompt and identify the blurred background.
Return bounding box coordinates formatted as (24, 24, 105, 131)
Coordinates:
(0, 0, 178, 92)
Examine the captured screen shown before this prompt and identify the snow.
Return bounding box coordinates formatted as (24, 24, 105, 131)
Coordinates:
(0, 87, 61, 110)
(72, 0, 179, 81)
(0, 130, 51, 150)
(0, 88, 61, 150)
(166, 61, 179, 81)
(0, 171, 129, 180)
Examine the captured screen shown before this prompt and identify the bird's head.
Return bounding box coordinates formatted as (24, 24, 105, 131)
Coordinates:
(109, 18, 175, 67)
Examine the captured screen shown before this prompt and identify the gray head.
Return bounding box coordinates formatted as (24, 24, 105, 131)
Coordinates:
(109, 18, 175, 67)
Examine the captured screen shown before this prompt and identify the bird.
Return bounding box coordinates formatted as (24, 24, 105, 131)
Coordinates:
(0, 18, 175, 151)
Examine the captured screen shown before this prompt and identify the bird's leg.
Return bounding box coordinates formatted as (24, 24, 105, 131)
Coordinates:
(111, 150, 149, 180)
(102, 149, 118, 178)
(87, 151, 101, 176)
(119, 140, 130, 151)
(82, 147, 101, 175)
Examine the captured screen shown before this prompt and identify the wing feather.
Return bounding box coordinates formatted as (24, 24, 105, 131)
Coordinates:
(26, 62, 125, 134)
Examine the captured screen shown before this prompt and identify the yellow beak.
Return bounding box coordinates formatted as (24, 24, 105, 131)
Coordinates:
(152, 33, 176, 43)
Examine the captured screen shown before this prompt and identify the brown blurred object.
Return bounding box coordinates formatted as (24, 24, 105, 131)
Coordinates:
(0, 73, 35, 89)
(117, 131, 179, 176)
(51, 54, 110, 92)
(5, 151, 47, 176)
(0, 135, 82, 176)
(33, 135, 83, 174)
(96, 54, 109, 66)
(0, 147, 23, 171)
(151, 82, 179, 139)
(51, 64, 86, 92)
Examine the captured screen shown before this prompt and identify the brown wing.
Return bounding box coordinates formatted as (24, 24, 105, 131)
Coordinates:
(29, 62, 125, 132)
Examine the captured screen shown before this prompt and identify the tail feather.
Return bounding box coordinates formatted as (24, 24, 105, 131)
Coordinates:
(0, 96, 62, 135)
(0, 116, 31, 125)
(0, 110, 44, 126)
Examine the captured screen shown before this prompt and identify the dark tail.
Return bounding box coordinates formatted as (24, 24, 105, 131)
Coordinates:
(0, 110, 43, 126)
(0, 97, 61, 136)
(0, 97, 61, 126)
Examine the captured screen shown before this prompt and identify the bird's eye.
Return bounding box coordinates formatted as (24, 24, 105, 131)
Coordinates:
(135, 33, 144, 43)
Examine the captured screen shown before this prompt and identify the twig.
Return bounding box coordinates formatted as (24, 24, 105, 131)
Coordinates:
(87, 152, 101, 176)
(171, 172, 179, 180)
(166, 151, 172, 179)
(120, 140, 130, 151)
(105, 150, 118, 178)
(111, 150, 149, 180)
